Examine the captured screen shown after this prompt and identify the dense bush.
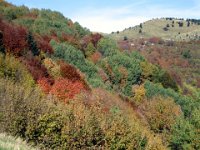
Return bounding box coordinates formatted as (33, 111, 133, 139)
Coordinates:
(50, 78, 86, 103)
(100, 52, 143, 96)
(141, 62, 178, 91)
(74, 22, 90, 38)
(0, 19, 28, 56)
(0, 5, 90, 39)
(1, 5, 29, 21)
(170, 117, 199, 150)
(85, 42, 96, 57)
(0, 53, 34, 87)
(0, 78, 151, 149)
(144, 81, 198, 118)
(51, 40, 105, 88)
(20, 57, 51, 82)
(132, 84, 146, 105)
(36, 38, 53, 54)
(35, 10, 89, 37)
(140, 96, 182, 133)
(97, 37, 118, 57)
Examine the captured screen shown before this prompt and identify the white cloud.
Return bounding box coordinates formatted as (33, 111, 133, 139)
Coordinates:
(71, 6, 149, 33)
(73, 14, 149, 33)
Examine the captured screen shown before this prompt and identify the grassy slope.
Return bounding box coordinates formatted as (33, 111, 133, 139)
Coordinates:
(110, 18, 200, 41)
(0, 133, 37, 150)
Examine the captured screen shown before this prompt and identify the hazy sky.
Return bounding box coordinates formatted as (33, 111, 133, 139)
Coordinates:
(6, 0, 200, 33)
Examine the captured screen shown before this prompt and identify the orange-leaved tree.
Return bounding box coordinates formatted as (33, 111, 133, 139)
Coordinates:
(50, 78, 85, 103)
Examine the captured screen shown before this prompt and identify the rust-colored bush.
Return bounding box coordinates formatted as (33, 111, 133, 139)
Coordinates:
(60, 62, 82, 82)
(37, 77, 54, 94)
(50, 78, 85, 103)
(20, 57, 50, 81)
(90, 51, 102, 64)
(36, 37, 53, 54)
(0, 20, 28, 56)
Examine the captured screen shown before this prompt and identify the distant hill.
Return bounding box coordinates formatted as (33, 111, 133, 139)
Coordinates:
(110, 18, 200, 41)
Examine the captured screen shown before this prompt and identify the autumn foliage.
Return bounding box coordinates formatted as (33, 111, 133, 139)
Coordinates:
(36, 36, 53, 54)
(20, 57, 51, 81)
(50, 78, 85, 102)
(37, 77, 53, 94)
(81, 33, 102, 49)
(0, 19, 28, 56)
(60, 61, 82, 81)
(89, 51, 102, 64)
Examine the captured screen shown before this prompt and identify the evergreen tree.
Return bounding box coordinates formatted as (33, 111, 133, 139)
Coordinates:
(27, 32, 39, 56)
(140, 23, 143, 28)
(0, 31, 5, 54)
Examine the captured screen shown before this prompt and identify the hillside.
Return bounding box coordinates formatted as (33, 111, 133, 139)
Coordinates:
(116, 38, 200, 94)
(0, 1, 200, 150)
(110, 18, 200, 41)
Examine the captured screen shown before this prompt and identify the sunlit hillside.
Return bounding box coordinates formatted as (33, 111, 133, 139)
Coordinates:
(110, 18, 200, 41)
(0, 0, 199, 149)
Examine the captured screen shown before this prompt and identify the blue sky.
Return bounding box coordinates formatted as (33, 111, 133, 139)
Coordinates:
(6, 0, 200, 33)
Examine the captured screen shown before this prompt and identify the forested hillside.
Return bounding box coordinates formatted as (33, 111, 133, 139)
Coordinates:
(0, 1, 199, 149)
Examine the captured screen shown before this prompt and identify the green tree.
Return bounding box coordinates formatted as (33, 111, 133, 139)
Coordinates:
(85, 42, 96, 57)
(170, 118, 197, 150)
(182, 50, 191, 59)
(74, 22, 90, 37)
(97, 38, 118, 57)
(27, 32, 39, 56)
(101, 52, 143, 96)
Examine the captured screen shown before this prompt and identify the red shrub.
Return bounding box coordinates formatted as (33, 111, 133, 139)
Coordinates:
(81, 33, 103, 49)
(37, 77, 54, 94)
(60, 62, 82, 81)
(0, 20, 28, 56)
(59, 61, 90, 90)
(149, 37, 162, 44)
(118, 41, 130, 51)
(81, 35, 91, 49)
(42, 35, 52, 43)
(61, 33, 80, 48)
(50, 78, 85, 103)
(36, 38, 53, 54)
(89, 51, 102, 64)
(20, 57, 50, 81)
(90, 33, 102, 47)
